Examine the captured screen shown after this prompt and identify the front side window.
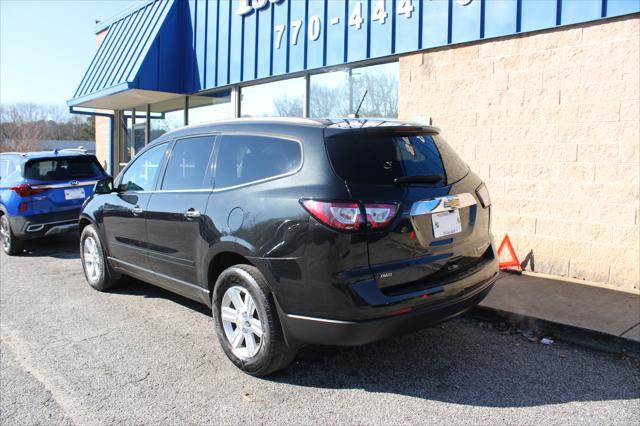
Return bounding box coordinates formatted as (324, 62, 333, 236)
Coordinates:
(161, 136, 216, 190)
(24, 157, 103, 181)
(120, 143, 167, 192)
(215, 135, 302, 189)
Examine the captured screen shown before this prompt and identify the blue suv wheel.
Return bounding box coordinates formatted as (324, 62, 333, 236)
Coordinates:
(1, 214, 22, 255)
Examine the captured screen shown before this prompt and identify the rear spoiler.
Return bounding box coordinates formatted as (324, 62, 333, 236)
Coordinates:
(324, 124, 441, 138)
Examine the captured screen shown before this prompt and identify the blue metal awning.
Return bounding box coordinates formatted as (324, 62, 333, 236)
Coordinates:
(67, 0, 186, 109)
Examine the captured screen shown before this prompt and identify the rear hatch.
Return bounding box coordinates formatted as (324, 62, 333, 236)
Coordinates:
(325, 127, 493, 295)
(23, 156, 105, 215)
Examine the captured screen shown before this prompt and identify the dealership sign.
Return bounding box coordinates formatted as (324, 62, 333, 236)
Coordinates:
(236, 0, 284, 16)
(237, 0, 474, 16)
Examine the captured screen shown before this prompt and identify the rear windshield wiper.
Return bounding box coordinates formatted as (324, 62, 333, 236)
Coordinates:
(393, 174, 444, 184)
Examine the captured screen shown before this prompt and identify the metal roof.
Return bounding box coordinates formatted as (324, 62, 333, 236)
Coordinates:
(68, 0, 179, 108)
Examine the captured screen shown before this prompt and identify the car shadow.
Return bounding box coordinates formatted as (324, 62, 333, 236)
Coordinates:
(111, 278, 211, 317)
(20, 234, 80, 259)
(106, 278, 640, 408)
(268, 319, 640, 408)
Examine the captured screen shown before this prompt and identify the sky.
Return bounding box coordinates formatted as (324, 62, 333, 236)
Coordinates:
(0, 0, 143, 107)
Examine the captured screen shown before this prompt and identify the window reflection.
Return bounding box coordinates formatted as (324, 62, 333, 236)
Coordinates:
(310, 62, 398, 118)
(241, 78, 305, 117)
(150, 94, 231, 139)
(189, 100, 232, 125)
(151, 109, 183, 137)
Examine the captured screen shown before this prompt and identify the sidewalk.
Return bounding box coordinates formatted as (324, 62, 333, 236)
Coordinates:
(472, 272, 640, 354)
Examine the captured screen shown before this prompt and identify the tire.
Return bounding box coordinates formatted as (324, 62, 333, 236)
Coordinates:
(80, 224, 121, 291)
(0, 214, 23, 256)
(212, 265, 296, 376)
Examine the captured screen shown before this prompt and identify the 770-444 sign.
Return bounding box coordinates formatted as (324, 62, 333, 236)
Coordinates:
(236, 0, 475, 50)
(236, 0, 474, 17)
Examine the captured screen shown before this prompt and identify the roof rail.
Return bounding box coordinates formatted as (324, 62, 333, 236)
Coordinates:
(0, 152, 26, 156)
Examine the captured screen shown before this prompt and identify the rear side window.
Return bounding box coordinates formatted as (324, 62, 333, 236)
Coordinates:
(24, 157, 103, 181)
(161, 136, 215, 190)
(215, 135, 302, 189)
(325, 133, 468, 185)
(0, 158, 12, 180)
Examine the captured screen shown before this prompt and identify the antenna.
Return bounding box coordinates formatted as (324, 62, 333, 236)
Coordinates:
(353, 90, 368, 118)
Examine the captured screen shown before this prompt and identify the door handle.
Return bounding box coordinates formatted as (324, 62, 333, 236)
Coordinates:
(131, 206, 144, 215)
(184, 208, 201, 219)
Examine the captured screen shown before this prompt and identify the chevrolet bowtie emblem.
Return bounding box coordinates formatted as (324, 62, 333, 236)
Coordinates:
(443, 198, 460, 209)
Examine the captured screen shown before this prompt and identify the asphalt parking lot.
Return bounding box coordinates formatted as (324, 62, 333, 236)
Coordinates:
(1, 235, 639, 425)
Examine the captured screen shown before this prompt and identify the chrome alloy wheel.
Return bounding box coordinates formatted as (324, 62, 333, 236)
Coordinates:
(221, 285, 264, 359)
(82, 236, 101, 281)
(0, 219, 9, 252)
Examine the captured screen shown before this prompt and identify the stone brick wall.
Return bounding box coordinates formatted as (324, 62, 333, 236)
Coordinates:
(94, 29, 111, 173)
(399, 15, 639, 292)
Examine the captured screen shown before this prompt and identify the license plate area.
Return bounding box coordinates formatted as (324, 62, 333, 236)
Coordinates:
(432, 209, 462, 238)
(409, 193, 477, 247)
(64, 188, 85, 200)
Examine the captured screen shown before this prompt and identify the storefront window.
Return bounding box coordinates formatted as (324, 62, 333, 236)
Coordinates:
(189, 100, 231, 125)
(118, 111, 143, 170)
(310, 62, 398, 118)
(149, 94, 232, 140)
(150, 109, 183, 139)
(241, 78, 305, 117)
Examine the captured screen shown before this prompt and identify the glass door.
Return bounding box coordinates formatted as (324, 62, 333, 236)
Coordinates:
(119, 121, 147, 172)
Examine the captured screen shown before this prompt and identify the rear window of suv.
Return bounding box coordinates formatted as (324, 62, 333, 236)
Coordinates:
(325, 132, 469, 185)
(24, 157, 103, 181)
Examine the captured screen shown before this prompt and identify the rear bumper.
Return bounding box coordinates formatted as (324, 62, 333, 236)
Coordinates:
(9, 210, 79, 239)
(277, 271, 498, 347)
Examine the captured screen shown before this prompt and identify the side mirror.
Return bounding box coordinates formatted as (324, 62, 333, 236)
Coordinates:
(94, 177, 114, 194)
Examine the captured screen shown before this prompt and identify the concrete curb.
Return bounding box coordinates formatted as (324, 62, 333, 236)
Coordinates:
(466, 306, 640, 359)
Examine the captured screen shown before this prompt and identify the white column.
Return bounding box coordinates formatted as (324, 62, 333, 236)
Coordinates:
(231, 86, 241, 118)
(145, 104, 151, 145)
(303, 74, 310, 118)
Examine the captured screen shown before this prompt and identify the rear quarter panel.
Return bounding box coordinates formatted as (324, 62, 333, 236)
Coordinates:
(199, 125, 363, 307)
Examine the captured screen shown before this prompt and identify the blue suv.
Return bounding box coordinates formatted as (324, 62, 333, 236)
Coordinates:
(0, 150, 108, 255)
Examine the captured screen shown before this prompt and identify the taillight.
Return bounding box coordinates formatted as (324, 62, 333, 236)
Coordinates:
(10, 184, 50, 197)
(301, 200, 363, 230)
(301, 200, 398, 231)
(364, 203, 398, 229)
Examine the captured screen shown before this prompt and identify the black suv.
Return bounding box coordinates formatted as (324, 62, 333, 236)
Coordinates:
(79, 118, 498, 376)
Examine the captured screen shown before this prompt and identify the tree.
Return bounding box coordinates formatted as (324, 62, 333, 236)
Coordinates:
(274, 96, 304, 117)
(0, 103, 49, 152)
(0, 103, 94, 152)
(353, 72, 398, 118)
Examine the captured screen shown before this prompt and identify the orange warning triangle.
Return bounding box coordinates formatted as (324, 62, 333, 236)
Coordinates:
(497, 234, 521, 270)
